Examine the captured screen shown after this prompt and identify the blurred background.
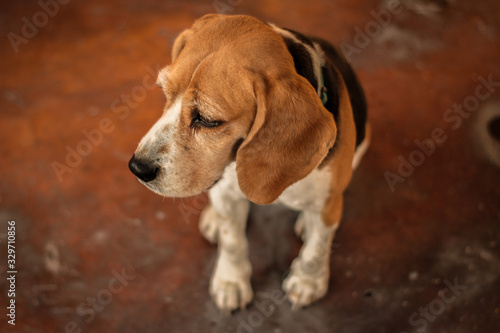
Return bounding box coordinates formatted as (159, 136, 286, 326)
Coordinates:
(1, 0, 499, 332)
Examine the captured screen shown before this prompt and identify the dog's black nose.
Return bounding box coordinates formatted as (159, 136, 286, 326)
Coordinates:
(128, 155, 159, 183)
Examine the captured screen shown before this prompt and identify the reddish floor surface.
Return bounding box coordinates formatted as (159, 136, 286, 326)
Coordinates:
(1, 0, 500, 332)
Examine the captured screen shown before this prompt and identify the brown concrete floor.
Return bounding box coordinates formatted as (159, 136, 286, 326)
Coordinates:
(1, 0, 499, 332)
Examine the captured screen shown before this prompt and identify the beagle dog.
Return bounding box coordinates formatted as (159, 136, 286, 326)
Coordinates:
(129, 14, 369, 313)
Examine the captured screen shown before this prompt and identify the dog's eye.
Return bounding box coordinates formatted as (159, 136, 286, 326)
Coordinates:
(192, 112, 222, 128)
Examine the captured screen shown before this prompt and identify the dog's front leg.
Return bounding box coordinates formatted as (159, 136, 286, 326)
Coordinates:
(283, 197, 342, 310)
(201, 180, 253, 313)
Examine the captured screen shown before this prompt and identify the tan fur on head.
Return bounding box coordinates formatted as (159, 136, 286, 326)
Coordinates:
(133, 14, 336, 201)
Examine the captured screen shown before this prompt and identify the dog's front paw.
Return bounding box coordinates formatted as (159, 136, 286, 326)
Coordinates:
(199, 204, 219, 244)
(210, 261, 253, 314)
(282, 261, 329, 310)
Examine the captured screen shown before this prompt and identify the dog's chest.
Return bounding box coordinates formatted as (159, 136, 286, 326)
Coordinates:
(215, 162, 332, 212)
(276, 166, 332, 211)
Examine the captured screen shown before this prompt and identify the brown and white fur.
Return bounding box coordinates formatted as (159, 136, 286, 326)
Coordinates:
(129, 14, 370, 313)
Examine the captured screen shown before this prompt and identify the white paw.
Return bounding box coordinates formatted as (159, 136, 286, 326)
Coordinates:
(199, 204, 219, 244)
(282, 261, 329, 310)
(210, 266, 253, 314)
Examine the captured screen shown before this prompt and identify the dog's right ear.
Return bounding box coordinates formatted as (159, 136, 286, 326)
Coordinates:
(172, 14, 222, 62)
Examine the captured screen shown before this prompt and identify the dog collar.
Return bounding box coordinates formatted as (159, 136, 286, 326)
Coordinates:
(320, 71, 328, 105)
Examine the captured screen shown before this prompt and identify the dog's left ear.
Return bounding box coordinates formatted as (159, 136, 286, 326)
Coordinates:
(236, 74, 337, 205)
(171, 29, 193, 62)
(171, 14, 221, 62)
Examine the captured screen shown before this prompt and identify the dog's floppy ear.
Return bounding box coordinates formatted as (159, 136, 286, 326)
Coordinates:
(171, 29, 192, 62)
(236, 74, 337, 205)
(171, 14, 221, 62)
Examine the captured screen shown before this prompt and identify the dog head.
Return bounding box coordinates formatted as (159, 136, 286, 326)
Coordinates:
(129, 14, 337, 204)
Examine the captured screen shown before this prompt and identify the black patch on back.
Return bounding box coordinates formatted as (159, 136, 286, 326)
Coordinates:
(278, 28, 367, 148)
(279, 30, 341, 146)
(282, 37, 318, 91)
(308, 36, 368, 147)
